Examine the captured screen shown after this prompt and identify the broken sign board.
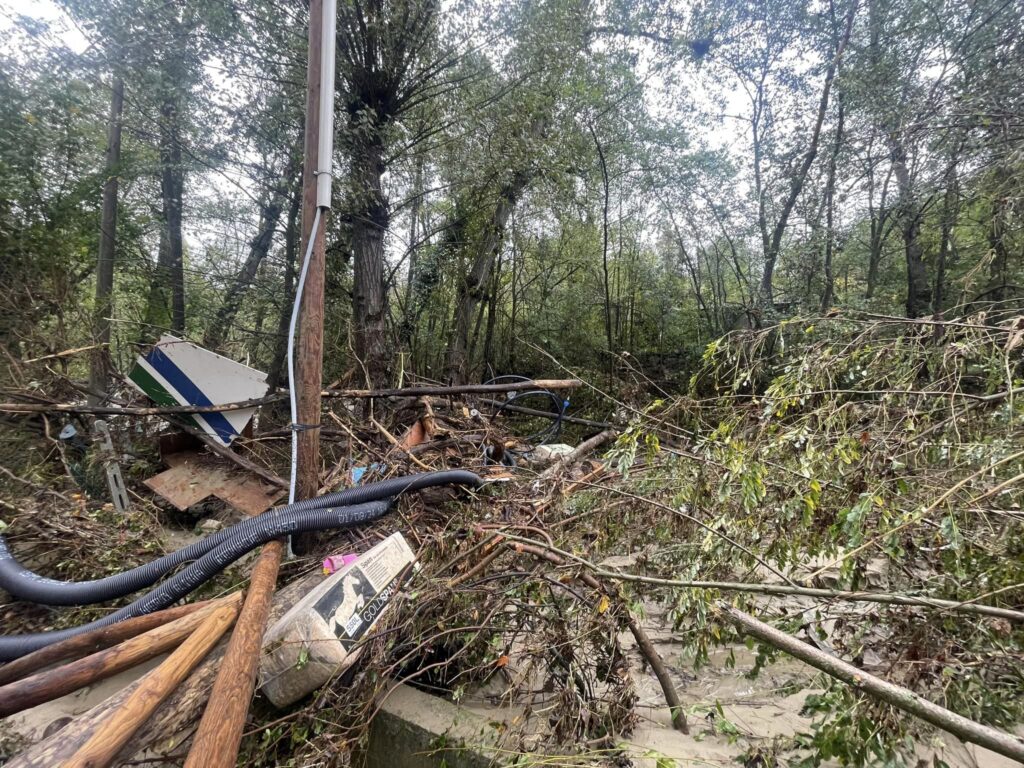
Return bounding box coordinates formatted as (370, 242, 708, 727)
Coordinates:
(128, 335, 268, 446)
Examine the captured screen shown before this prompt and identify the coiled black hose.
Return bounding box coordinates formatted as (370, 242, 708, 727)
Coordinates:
(0, 469, 481, 606)
(484, 375, 568, 446)
(0, 500, 392, 661)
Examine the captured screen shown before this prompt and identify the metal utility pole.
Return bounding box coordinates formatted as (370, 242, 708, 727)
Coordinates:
(185, 1, 334, 763)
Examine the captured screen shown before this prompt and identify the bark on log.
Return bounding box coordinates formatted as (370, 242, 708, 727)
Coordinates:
(0, 601, 212, 687)
(6, 574, 315, 767)
(0, 596, 237, 716)
(64, 600, 240, 768)
(184, 542, 284, 768)
(540, 430, 616, 479)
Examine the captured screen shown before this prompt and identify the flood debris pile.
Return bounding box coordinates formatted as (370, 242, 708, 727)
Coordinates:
(0, 312, 1022, 767)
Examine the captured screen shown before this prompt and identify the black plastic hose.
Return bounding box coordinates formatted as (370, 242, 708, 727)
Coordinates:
(0, 500, 393, 661)
(285, 469, 482, 512)
(0, 469, 481, 606)
(484, 376, 567, 445)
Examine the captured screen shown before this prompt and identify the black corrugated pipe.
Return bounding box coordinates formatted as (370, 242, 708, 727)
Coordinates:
(0, 470, 482, 606)
(0, 500, 392, 661)
(285, 469, 482, 511)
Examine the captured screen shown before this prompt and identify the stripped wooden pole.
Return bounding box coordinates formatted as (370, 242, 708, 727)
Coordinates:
(0, 595, 240, 717)
(64, 599, 240, 768)
(0, 600, 212, 687)
(184, 542, 283, 766)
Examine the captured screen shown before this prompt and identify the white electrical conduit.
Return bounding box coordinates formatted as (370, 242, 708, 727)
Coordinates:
(287, 0, 337, 506)
(286, 207, 321, 506)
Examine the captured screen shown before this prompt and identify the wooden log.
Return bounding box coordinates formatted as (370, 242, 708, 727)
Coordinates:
(322, 379, 583, 399)
(0, 594, 241, 717)
(478, 397, 615, 429)
(6, 572, 324, 767)
(64, 599, 241, 768)
(183, 542, 283, 768)
(5, 667, 144, 768)
(540, 429, 617, 479)
(722, 604, 1024, 763)
(0, 379, 583, 416)
(0, 601, 212, 687)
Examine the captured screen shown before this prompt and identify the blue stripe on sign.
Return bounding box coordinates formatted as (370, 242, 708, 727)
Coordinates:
(147, 346, 239, 444)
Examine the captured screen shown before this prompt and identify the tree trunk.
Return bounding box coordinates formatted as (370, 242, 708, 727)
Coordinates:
(933, 152, 960, 313)
(89, 75, 124, 400)
(888, 135, 930, 318)
(508, 232, 519, 372)
(400, 155, 424, 348)
(350, 133, 390, 387)
(143, 87, 185, 339)
(265, 184, 301, 393)
(446, 116, 546, 383)
(446, 174, 532, 383)
(481, 252, 501, 375)
(865, 199, 887, 299)
(590, 124, 614, 353)
(203, 175, 291, 351)
(758, 1, 855, 308)
(821, 89, 844, 312)
(986, 164, 1011, 303)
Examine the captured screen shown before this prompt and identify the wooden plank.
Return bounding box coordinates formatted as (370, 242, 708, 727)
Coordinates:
(146, 451, 283, 515)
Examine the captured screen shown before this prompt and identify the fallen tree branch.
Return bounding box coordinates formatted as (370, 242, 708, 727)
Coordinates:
(478, 398, 615, 429)
(0, 395, 281, 416)
(172, 419, 289, 489)
(23, 344, 107, 365)
(0, 379, 583, 417)
(323, 379, 582, 399)
(495, 532, 1024, 622)
(371, 416, 434, 472)
(539, 430, 617, 479)
(721, 603, 1024, 763)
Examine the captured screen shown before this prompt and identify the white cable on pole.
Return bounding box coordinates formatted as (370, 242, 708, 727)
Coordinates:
(289, 0, 336, 509)
(287, 207, 322, 506)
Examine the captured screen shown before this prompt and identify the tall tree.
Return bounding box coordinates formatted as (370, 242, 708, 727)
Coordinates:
(335, 0, 450, 386)
(88, 75, 124, 398)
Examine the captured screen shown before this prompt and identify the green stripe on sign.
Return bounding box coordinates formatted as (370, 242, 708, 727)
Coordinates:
(129, 364, 206, 433)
